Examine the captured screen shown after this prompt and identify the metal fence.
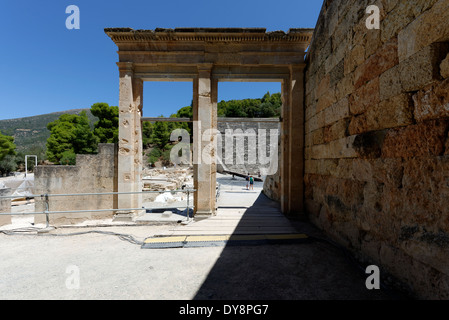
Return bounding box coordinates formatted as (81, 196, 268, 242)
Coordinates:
(0, 189, 196, 226)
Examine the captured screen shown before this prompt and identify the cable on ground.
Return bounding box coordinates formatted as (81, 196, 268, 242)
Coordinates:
(0, 227, 144, 246)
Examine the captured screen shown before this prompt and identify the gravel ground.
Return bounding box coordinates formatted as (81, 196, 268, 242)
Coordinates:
(0, 222, 407, 300)
(0, 174, 408, 300)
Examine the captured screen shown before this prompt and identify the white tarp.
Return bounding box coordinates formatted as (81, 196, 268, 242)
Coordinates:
(11, 178, 34, 197)
(155, 192, 175, 203)
(1, 177, 35, 198)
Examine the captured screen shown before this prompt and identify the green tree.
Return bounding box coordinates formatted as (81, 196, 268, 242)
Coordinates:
(175, 106, 193, 136)
(90, 103, 119, 143)
(0, 131, 16, 161)
(150, 116, 172, 150)
(0, 155, 17, 176)
(0, 131, 17, 175)
(60, 150, 77, 165)
(142, 122, 153, 148)
(147, 147, 162, 166)
(46, 111, 98, 164)
(216, 92, 281, 118)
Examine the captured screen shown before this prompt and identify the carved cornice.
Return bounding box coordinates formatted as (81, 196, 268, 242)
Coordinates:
(104, 28, 314, 44)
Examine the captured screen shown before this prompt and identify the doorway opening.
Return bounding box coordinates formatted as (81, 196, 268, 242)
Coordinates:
(139, 81, 194, 221)
(215, 81, 282, 216)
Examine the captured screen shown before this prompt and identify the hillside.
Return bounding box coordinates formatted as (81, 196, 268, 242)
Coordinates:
(0, 92, 281, 161)
(0, 109, 98, 155)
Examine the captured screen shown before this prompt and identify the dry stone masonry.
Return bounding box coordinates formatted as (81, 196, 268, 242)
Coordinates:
(303, 0, 449, 299)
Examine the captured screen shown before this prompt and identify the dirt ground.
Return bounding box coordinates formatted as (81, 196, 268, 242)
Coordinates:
(0, 219, 409, 300)
(0, 173, 410, 301)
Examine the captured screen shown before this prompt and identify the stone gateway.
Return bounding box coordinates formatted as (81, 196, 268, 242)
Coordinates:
(104, 27, 313, 219)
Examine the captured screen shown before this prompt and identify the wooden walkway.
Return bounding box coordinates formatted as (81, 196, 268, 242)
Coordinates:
(155, 175, 298, 236)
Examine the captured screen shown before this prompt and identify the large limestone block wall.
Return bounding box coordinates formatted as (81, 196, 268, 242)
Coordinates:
(34, 144, 118, 225)
(304, 0, 449, 299)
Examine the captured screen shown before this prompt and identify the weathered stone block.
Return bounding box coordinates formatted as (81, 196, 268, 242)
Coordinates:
(413, 78, 449, 122)
(344, 44, 365, 75)
(381, 0, 439, 44)
(398, 0, 449, 62)
(324, 118, 349, 143)
(305, 159, 339, 176)
(365, 29, 382, 59)
(330, 59, 345, 87)
(316, 87, 337, 113)
(349, 78, 380, 115)
(324, 96, 350, 126)
(305, 97, 316, 121)
(305, 114, 318, 134)
(316, 74, 330, 99)
(312, 128, 325, 146)
(348, 93, 413, 134)
(335, 73, 354, 101)
(382, 119, 449, 158)
(354, 38, 398, 89)
(400, 157, 449, 228)
(379, 64, 402, 101)
(399, 42, 449, 92)
(311, 136, 357, 159)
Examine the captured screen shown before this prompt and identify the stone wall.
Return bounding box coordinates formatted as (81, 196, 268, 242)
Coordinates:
(0, 188, 12, 226)
(34, 144, 118, 225)
(304, 0, 449, 299)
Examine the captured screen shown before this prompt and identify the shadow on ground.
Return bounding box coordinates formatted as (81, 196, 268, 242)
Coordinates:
(193, 193, 407, 300)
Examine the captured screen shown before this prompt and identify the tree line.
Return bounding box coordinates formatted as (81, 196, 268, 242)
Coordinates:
(0, 92, 281, 174)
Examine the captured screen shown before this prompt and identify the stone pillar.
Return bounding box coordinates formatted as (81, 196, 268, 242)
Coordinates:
(289, 65, 305, 214)
(116, 62, 143, 220)
(193, 65, 218, 218)
(0, 188, 12, 227)
(281, 65, 305, 216)
(133, 77, 144, 211)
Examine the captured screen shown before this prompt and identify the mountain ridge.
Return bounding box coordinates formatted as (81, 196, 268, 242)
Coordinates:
(0, 109, 97, 154)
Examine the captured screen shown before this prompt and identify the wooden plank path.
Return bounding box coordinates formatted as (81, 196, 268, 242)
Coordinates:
(155, 175, 298, 236)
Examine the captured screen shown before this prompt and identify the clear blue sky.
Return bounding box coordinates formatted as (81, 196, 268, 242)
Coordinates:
(0, 0, 323, 120)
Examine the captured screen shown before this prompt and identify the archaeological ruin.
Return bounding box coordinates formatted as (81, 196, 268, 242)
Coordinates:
(15, 0, 448, 299)
(104, 27, 312, 219)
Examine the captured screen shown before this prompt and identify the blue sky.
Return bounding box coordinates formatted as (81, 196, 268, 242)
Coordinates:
(0, 1, 323, 120)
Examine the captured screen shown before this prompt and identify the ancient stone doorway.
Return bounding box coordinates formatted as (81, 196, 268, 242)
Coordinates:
(105, 27, 312, 219)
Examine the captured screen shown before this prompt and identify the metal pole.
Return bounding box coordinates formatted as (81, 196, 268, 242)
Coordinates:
(25, 155, 37, 178)
(44, 194, 49, 228)
(186, 189, 190, 222)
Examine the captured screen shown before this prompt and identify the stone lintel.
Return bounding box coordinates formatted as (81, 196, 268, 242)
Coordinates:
(105, 27, 314, 43)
